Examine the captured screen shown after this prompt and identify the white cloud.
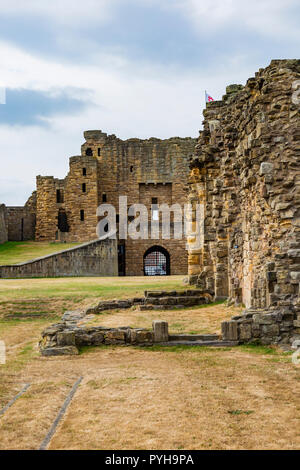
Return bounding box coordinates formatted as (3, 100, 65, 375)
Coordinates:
(0, 0, 298, 204)
(0, 0, 116, 26)
(178, 0, 299, 41)
(0, 32, 263, 205)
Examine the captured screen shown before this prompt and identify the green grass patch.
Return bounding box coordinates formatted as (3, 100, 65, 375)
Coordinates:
(137, 344, 233, 353)
(186, 300, 226, 310)
(0, 277, 185, 300)
(237, 343, 279, 355)
(228, 409, 254, 416)
(0, 241, 80, 265)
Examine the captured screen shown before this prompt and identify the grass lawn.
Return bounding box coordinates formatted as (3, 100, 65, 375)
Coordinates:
(0, 241, 81, 266)
(0, 276, 299, 450)
(0, 275, 185, 301)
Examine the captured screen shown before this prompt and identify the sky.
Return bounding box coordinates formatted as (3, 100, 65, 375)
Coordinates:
(0, 0, 299, 205)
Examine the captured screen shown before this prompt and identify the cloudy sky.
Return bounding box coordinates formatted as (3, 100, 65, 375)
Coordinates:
(0, 0, 299, 205)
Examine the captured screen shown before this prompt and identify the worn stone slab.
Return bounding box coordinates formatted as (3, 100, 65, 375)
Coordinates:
(168, 334, 219, 342)
(153, 321, 168, 342)
(158, 340, 239, 347)
(41, 346, 79, 356)
(221, 321, 239, 341)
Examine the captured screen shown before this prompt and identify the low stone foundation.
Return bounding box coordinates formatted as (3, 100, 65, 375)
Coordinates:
(222, 306, 300, 347)
(140, 289, 213, 310)
(84, 289, 213, 315)
(40, 323, 155, 356)
(39, 298, 238, 356)
(39, 289, 300, 356)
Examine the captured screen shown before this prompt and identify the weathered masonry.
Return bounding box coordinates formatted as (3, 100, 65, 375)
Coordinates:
(35, 133, 196, 276)
(0, 193, 36, 243)
(187, 59, 300, 345)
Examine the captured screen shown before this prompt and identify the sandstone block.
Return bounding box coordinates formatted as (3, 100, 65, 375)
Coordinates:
(239, 324, 252, 341)
(153, 321, 169, 342)
(136, 330, 154, 344)
(221, 321, 239, 341)
(57, 331, 76, 347)
(259, 162, 273, 175)
(262, 324, 280, 337)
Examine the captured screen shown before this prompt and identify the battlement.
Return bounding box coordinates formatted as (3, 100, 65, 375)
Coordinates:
(83, 130, 108, 141)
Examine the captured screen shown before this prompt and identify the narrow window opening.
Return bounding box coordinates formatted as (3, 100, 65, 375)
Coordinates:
(56, 189, 64, 203)
(98, 148, 101, 156)
(82, 167, 86, 176)
(21, 218, 24, 241)
(130, 165, 134, 173)
(80, 210, 85, 221)
(102, 193, 107, 203)
(152, 197, 159, 221)
(82, 183, 86, 193)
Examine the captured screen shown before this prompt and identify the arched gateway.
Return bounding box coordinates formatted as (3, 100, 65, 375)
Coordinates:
(143, 246, 170, 276)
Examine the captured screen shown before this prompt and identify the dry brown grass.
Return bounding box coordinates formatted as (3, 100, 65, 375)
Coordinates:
(0, 345, 299, 450)
(0, 276, 299, 450)
(84, 303, 239, 335)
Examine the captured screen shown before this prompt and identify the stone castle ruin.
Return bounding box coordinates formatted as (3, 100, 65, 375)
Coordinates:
(35, 133, 196, 276)
(1, 59, 300, 346)
(187, 59, 300, 345)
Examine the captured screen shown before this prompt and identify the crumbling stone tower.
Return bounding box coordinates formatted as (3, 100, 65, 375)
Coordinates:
(187, 59, 300, 345)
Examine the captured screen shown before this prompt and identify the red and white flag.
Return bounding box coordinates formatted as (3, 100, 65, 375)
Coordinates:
(205, 91, 214, 103)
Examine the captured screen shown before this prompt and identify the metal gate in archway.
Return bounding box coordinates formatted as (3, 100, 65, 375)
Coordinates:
(143, 246, 170, 276)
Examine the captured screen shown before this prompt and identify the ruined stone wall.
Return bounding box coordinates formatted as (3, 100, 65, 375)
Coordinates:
(35, 156, 99, 243)
(36, 176, 66, 241)
(0, 238, 118, 278)
(0, 204, 8, 244)
(188, 59, 300, 345)
(35, 131, 196, 275)
(6, 192, 36, 241)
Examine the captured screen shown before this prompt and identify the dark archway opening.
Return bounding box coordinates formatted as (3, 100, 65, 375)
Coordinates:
(143, 246, 170, 276)
(58, 209, 69, 232)
(118, 243, 126, 276)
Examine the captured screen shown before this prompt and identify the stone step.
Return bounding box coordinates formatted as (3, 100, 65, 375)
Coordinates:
(168, 334, 219, 342)
(145, 289, 207, 298)
(139, 305, 186, 311)
(158, 340, 239, 347)
(144, 296, 208, 306)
